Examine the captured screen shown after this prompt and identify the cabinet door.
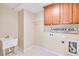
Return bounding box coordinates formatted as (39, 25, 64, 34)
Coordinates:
(60, 3, 73, 24)
(51, 4, 60, 24)
(77, 4, 79, 24)
(73, 4, 78, 24)
(73, 3, 79, 24)
(44, 6, 52, 25)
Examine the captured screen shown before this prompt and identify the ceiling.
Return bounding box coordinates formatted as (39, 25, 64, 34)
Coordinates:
(0, 3, 51, 13)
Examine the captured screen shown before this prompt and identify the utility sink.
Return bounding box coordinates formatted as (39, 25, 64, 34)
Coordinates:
(0, 37, 17, 55)
(0, 38, 17, 49)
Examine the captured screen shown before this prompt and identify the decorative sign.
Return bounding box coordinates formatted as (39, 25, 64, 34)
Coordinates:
(48, 25, 78, 34)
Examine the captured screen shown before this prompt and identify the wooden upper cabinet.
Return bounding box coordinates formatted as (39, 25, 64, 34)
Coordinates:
(60, 3, 73, 24)
(51, 4, 60, 24)
(44, 4, 60, 25)
(77, 3, 79, 24)
(77, 4, 79, 23)
(44, 5, 52, 25)
(73, 4, 79, 24)
(44, 3, 79, 25)
(73, 4, 77, 24)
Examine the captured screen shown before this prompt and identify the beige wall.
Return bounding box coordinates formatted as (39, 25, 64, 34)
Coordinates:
(18, 10, 24, 49)
(0, 5, 18, 38)
(34, 11, 79, 55)
(24, 10, 35, 51)
(18, 10, 35, 52)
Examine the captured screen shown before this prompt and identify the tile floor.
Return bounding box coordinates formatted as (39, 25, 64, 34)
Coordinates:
(8, 46, 61, 56)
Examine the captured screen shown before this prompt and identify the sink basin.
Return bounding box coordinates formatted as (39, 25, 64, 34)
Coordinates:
(0, 38, 17, 49)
